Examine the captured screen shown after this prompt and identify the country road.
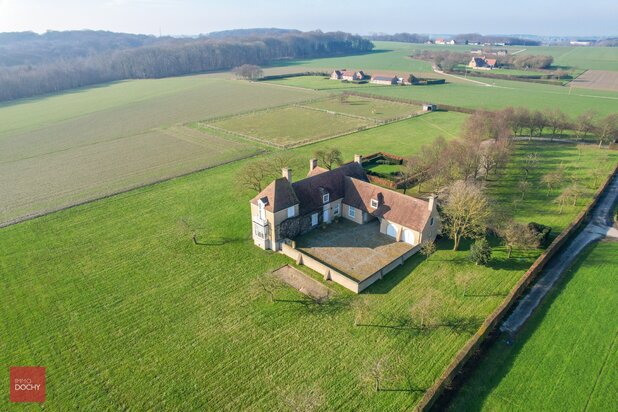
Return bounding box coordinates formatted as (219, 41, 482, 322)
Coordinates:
(501, 167, 618, 335)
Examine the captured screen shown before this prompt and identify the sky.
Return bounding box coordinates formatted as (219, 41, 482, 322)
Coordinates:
(0, 0, 616, 37)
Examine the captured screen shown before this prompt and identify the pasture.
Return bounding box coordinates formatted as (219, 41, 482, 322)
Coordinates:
(264, 75, 380, 90)
(448, 241, 618, 411)
(0, 77, 317, 225)
(302, 95, 420, 121)
(1, 130, 614, 410)
(360, 77, 618, 117)
(206, 105, 373, 147)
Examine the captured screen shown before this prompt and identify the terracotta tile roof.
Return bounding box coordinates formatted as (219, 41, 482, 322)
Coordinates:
(292, 162, 368, 216)
(343, 177, 431, 232)
(486, 58, 497, 66)
(251, 178, 298, 213)
(307, 166, 328, 177)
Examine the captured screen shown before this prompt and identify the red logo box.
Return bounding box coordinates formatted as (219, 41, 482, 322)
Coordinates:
(10, 366, 46, 403)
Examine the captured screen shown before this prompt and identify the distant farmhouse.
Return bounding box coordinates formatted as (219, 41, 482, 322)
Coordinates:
(435, 38, 456, 45)
(468, 56, 497, 70)
(370, 74, 400, 85)
(250, 157, 440, 292)
(330, 69, 366, 81)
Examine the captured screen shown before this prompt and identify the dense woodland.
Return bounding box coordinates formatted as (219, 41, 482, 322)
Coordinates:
(367, 33, 430, 43)
(0, 30, 373, 102)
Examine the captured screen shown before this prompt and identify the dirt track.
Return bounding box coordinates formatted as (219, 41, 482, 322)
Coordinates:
(570, 70, 618, 92)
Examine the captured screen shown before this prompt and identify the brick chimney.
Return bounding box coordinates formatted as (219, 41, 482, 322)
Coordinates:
(428, 195, 435, 211)
(309, 158, 318, 171)
(282, 168, 292, 182)
(354, 154, 363, 164)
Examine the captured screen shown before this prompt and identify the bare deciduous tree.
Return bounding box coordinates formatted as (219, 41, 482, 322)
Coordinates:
(232, 64, 264, 80)
(442, 180, 491, 251)
(410, 290, 443, 329)
(574, 110, 597, 141)
(237, 159, 271, 193)
(541, 171, 563, 196)
(497, 220, 540, 258)
(595, 113, 618, 148)
(313, 147, 343, 170)
(250, 273, 284, 303)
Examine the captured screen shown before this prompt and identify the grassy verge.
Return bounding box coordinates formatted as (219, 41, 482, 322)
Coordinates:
(448, 241, 618, 411)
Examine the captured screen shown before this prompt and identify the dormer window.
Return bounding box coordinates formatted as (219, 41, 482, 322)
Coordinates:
(370, 199, 378, 209)
(287, 206, 295, 218)
(322, 193, 330, 204)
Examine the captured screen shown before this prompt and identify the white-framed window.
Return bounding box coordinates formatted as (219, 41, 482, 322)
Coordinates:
(333, 203, 340, 215)
(348, 206, 355, 218)
(311, 213, 319, 226)
(370, 198, 378, 209)
(287, 206, 295, 218)
(258, 201, 266, 220)
(322, 193, 330, 204)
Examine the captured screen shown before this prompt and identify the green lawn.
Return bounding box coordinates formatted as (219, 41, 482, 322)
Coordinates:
(302, 95, 419, 120)
(449, 241, 618, 411)
(486, 142, 618, 233)
(274, 41, 434, 74)
(207, 105, 373, 147)
(360, 78, 618, 117)
(367, 163, 403, 175)
(264, 75, 380, 90)
(273, 42, 618, 117)
(0, 158, 538, 411)
(1, 126, 614, 410)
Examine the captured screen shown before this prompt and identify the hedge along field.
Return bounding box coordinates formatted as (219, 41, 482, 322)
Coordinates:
(2, 116, 615, 410)
(448, 241, 618, 411)
(206, 105, 374, 147)
(0, 77, 318, 225)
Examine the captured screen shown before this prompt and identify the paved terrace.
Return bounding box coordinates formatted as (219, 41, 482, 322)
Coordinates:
(296, 219, 414, 282)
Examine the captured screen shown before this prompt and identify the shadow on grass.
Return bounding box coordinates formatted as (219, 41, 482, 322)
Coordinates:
(444, 242, 598, 411)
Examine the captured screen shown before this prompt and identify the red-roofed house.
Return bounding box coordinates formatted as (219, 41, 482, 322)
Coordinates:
(250, 156, 440, 291)
(468, 56, 498, 70)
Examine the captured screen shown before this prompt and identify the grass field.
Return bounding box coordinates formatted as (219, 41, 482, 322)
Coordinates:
(206, 105, 373, 147)
(485, 141, 618, 233)
(1, 128, 614, 410)
(0, 77, 317, 225)
(2, 48, 617, 410)
(448, 241, 618, 411)
(302, 95, 419, 120)
(264, 75, 381, 90)
(360, 77, 618, 117)
(271, 42, 618, 116)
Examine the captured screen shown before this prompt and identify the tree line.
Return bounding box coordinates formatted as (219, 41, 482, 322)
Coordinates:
(415, 50, 554, 71)
(0, 31, 373, 102)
